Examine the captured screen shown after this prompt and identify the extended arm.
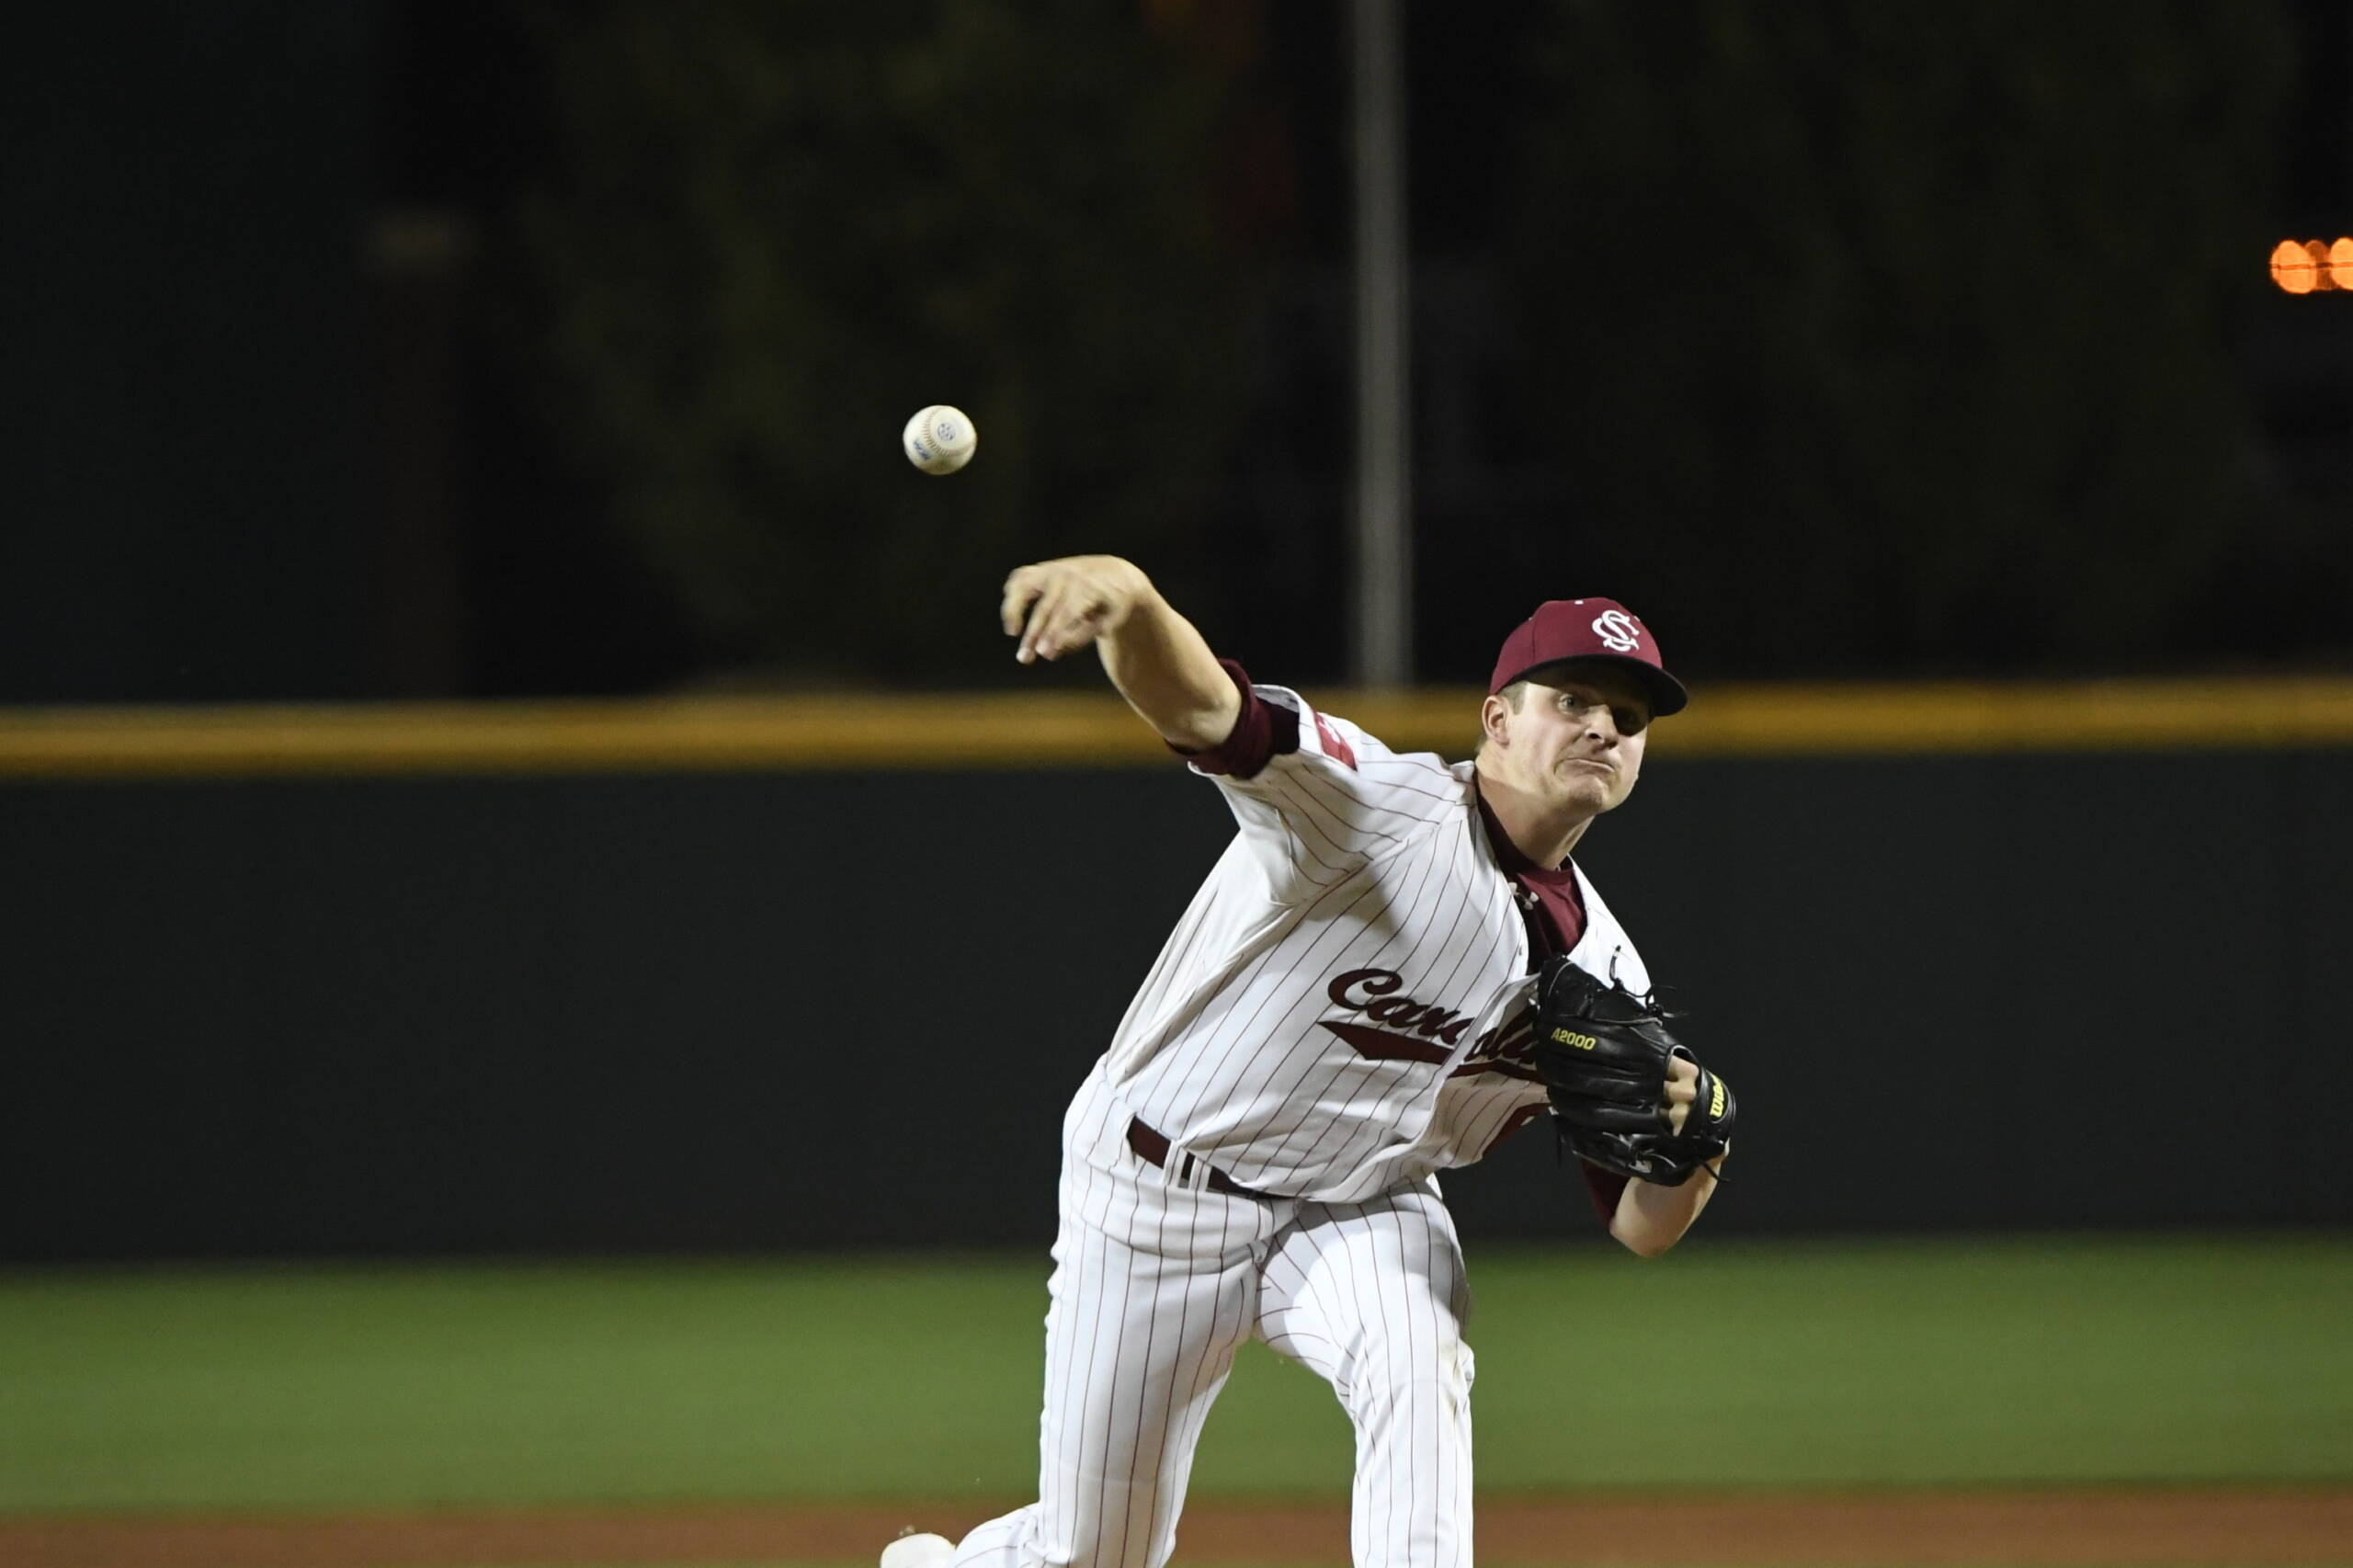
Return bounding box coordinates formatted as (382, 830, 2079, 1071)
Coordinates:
(1607, 1055, 1723, 1256)
(1002, 556, 1242, 753)
(1609, 1150, 1724, 1257)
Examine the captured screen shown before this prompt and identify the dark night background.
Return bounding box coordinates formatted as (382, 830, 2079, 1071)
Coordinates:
(6, 17, 2353, 1544)
(4, 0, 2347, 708)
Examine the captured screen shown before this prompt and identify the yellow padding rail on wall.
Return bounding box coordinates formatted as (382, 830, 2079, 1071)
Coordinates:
(3, 676, 2351, 780)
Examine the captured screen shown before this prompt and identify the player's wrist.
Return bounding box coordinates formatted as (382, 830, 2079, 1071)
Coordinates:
(1109, 568, 1167, 631)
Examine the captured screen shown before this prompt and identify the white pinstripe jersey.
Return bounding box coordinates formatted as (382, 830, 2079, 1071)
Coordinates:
(1098, 682, 1653, 1205)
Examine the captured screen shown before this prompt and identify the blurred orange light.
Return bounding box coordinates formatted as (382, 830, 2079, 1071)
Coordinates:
(2271, 240, 2315, 292)
(2272, 238, 2353, 293)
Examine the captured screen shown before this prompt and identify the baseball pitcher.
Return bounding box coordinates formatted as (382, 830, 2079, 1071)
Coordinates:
(886, 555, 1733, 1568)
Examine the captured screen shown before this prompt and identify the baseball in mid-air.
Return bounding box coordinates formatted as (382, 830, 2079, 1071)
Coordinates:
(903, 404, 978, 475)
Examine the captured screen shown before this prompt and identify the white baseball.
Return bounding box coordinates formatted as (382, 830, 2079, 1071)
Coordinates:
(902, 404, 977, 475)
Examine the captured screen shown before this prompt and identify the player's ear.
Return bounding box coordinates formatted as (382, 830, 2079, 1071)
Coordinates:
(1480, 693, 1512, 748)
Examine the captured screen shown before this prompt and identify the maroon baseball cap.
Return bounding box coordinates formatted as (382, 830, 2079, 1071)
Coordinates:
(1489, 598, 1688, 716)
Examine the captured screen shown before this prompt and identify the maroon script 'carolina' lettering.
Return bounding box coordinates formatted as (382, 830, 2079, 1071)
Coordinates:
(1320, 968, 1475, 1063)
(1319, 967, 1542, 1080)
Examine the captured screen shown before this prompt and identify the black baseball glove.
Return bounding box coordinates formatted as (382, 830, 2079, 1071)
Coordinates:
(1532, 955, 1734, 1187)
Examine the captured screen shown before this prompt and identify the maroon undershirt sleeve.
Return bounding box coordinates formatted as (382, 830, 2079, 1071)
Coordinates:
(1173, 660, 1299, 780)
(1580, 1165, 1631, 1223)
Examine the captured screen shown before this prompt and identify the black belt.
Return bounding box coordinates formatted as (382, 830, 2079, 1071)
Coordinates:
(1125, 1117, 1278, 1200)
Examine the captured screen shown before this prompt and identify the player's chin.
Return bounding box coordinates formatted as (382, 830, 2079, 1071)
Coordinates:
(1552, 775, 1615, 816)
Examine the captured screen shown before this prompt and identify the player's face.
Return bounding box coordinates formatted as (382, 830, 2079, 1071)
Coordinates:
(1495, 665, 1651, 818)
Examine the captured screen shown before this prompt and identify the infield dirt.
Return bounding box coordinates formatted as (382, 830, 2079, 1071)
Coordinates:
(6, 1488, 2351, 1568)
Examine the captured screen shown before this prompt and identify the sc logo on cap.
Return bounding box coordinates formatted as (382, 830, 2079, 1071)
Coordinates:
(1591, 610, 1641, 653)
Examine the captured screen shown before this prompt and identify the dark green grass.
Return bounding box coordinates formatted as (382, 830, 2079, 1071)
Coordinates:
(2, 1233, 2347, 1513)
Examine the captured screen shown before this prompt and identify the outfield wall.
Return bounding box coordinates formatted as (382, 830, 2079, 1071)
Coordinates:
(5, 687, 2349, 1261)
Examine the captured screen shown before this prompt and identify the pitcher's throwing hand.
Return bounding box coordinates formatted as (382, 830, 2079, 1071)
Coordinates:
(1001, 555, 1154, 664)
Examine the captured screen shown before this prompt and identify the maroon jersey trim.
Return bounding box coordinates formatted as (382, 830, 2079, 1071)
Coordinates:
(1174, 660, 1299, 779)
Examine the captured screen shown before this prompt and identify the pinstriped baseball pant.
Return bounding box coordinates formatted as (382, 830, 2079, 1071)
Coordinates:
(951, 1074, 1474, 1568)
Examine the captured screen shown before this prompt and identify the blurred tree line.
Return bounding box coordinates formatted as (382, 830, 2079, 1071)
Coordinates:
(1491, 0, 2324, 680)
(507, 1, 1270, 686)
(6, 0, 2337, 702)
(479, 0, 2334, 691)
